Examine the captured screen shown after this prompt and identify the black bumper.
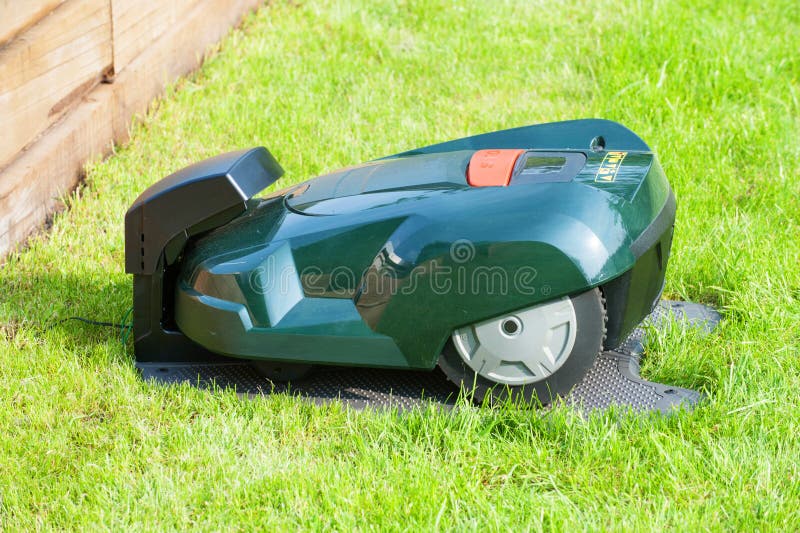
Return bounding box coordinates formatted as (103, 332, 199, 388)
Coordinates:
(602, 191, 676, 349)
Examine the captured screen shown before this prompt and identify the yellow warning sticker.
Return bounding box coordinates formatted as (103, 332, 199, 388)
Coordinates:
(594, 151, 627, 182)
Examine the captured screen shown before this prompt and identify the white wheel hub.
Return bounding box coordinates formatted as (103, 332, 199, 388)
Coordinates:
(451, 297, 578, 386)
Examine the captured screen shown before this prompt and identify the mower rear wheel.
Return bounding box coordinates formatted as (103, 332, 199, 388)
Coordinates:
(438, 288, 605, 405)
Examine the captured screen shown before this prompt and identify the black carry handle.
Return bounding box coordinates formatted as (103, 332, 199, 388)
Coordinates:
(125, 147, 283, 275)
(124, 147, 283, 362)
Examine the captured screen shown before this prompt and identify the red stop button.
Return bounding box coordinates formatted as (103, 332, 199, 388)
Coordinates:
(467, 149, 525, 187)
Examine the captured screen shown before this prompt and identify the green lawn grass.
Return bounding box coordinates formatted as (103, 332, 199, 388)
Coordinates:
(2, 0, 799, 529)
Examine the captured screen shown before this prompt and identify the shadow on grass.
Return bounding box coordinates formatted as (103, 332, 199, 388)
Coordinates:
(1, 269, 132, 350)
(4, 269, 725, 413)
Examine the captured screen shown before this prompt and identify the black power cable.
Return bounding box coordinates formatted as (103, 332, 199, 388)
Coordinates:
(52, 307, 134, 344)
(60, 317, 124, 329)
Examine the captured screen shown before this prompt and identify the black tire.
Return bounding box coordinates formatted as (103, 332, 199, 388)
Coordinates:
(437, 288, 606, 405)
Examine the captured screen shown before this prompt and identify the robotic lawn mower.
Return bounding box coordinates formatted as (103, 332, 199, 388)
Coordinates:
(125, 119, 680, 406)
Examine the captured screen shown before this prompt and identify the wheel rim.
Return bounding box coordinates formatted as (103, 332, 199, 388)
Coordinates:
(451, 297, 578, 386)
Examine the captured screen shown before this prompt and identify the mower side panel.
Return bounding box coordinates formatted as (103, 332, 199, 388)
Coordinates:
(175, 180, 653, 369)
(175, 286, 407, 367)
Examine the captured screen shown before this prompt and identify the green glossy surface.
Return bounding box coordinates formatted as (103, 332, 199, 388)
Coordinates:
(175, 121, 673, 369)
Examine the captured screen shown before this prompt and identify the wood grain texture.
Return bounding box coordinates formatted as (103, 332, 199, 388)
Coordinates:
(0, 0, 65, 46)
(0, 0, 112, 170)
(0, 0, 261, 258)
(0, 85, 115, 255)
(110, 0, 200, 75)
(110, 0, 261, 143)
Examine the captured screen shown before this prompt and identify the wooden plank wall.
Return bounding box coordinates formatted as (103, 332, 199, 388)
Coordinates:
(0, 0, 262, 259)
(0, 0, 65, 45)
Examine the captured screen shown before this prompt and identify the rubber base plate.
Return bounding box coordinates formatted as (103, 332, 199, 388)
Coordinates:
(137, 300, 720, 413)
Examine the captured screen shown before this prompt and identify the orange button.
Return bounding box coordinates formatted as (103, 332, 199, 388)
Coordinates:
(467, 149, 525, 187)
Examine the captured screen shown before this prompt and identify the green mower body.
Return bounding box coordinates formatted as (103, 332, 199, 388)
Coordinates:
(125, 119, 675, 402)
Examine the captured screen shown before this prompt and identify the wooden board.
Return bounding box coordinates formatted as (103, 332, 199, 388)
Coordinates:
(110, 0, 261, 142)
(0, 0, 65, 46)
(0, 0, 261, 258)
(0, 0, 111, 170)
(0, 85, 115, 255)
(110, 0, 200, 75)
